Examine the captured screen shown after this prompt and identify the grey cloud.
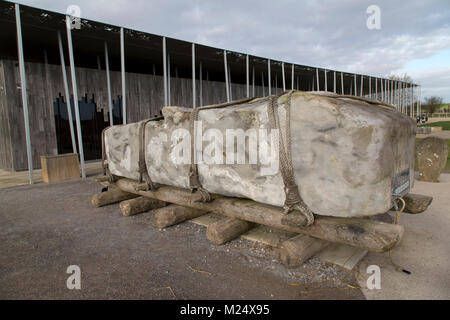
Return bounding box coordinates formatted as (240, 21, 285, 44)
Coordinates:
(15, 0, 450, 100)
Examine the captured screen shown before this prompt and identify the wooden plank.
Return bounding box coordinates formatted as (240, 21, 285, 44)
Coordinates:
(316, 243, 368, 270)
(114, 178, 404, 252)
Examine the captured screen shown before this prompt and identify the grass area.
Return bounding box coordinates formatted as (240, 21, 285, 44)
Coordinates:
(415, 138, 450, 171)
(420, 121, 450, 130)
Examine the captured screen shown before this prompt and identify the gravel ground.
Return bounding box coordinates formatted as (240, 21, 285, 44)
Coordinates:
(0, 178, 363, 300)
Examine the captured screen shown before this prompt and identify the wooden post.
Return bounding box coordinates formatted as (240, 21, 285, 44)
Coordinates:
(119, 196, 167, 216)
(206, 217, 254, 245)
(91, 188, 138, 208)
(279, 234, 329, 268)
(403, 193, 433, 214)
(113, 178, 404, 252)
(154, 204, 207, 229)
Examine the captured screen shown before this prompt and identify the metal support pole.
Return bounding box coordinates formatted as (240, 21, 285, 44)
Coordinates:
(324, 70, 327, 92)
(162, 37, 167, 107)
(168, 53, 171, 106)
(15, 4, 33, 184)
(199, 61, 202, 107)
(192, 43, 196, 108)
(252, 66, 255, 96)
(224, 50, 230, 102)
(341, 72, 344, 94)
(333, 71, 336, 93)
(58, 30, 77, 153)
(375, 78, 378, 101)
(120, 27, 126, 124)
(261, 71, 265, 96)
(368, 76, 371, 98)
(246, 55, 249, 97)
(380, 78, 384, 102)
(354, 74, 357, 96)
(228, 65, 232, 101)
(360, 75, 363, 96)
(281, 62, 286, 91)
(104, 41, 113, 126)
(268, 59, 271, 95)
(389, 80, 391, 105)
(66, 15, 86, 178)
(316, 68, 319, 91)
(291, 64, 294, 90)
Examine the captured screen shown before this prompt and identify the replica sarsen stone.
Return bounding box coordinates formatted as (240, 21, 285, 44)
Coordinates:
(104, 91, 416, 218)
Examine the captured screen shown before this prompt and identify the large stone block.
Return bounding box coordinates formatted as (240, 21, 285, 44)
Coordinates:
(104, 91, 416, 218)
(416, 136, 449, 182)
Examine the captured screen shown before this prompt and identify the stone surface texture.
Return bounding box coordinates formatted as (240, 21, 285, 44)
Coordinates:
(416, 136, 449, 182)
(104, 91, 416, 218)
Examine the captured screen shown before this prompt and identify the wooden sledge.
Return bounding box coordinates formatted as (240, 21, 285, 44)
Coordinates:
(92, 175, 432, 268)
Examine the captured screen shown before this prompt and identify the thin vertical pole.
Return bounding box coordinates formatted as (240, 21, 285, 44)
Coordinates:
(66, 15, 86, 178)
(316, 68, 319, 91)
(360, 75, 363, 96)
(261, 71, 265, 96)
(333, 71, 336, 93)
(192, 43, 196, 108)
(224, 50, 230, 102)
(228, 65, 232, 101)
(58, 30, 77, 153)
(291, 64, 294, 90)
(341, 72, 344, 94)
(120, 27, 126, 124)
(368, 76, 371, 98)
(162, 37, 167, 106)
(199, 61, 202, 107)
(252, 66, 255, 96)
(324, 70, 327, 91)
(281, 62, 286, 92)
(168, 53, 171, 106)
(104, 41, 113, 126)
(15, 4, 33, 183)
(268, 59, 271, 95)
(375, 78, 378, 101)
(246, 55, 249, 97)
(381, 78, 384, 102)
(354, 74, 357, 96)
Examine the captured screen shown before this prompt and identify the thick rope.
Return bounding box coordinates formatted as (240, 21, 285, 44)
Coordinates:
(388, 197, 410, 274)
(267, 91, 315, 226)
(136, 117, 163, 191)
(101, 126, 115, 183)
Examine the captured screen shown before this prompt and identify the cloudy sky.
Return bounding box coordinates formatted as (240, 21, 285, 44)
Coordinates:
(16, 0, 450, 102)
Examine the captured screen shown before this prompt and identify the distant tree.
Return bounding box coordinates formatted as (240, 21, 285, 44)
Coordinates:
(422, 96, 443, 114)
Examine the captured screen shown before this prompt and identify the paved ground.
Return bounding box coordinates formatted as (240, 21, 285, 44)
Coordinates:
(0, 161, 103, 189)
(0, 178, 363, 300)
(416, 130, 450, 139)
(357, 173, 450, 299)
